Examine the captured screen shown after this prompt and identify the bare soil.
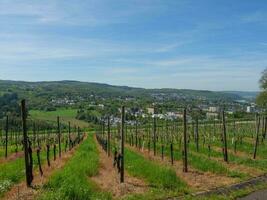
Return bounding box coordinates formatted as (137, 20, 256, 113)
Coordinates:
(91, 137, 148, 198)
(0, 151, 24, 164)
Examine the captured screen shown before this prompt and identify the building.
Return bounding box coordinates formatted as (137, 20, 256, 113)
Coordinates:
(206, 112, 219, 119)
(147, 107, 155, 115)
(209, 106, 220, 113)
(246, 106, 255, 113)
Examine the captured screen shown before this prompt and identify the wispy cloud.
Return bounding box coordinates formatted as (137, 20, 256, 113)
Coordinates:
(0, 0, 165, 26)
(0, 0, 266, 91)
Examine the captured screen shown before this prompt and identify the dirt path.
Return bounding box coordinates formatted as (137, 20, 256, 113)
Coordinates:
(1, 144, 80, 200)
(127, 145, 236, 191)
(92, 137, 148, 198)
(0, 151, 24, 164)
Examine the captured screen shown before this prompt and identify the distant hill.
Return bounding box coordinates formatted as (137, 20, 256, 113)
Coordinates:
(222, 91, 259, 100)
(0, 80, 254, 109)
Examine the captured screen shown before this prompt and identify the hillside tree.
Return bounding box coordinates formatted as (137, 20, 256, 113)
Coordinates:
(257, 69, 267, 107)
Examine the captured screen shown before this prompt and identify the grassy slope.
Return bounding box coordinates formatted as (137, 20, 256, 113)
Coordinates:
(29, 109, 89, 128)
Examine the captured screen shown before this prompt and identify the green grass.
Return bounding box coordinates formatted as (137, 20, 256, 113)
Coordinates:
(30, 109, 89, 128)
(38, 134, 111, 200)
(122, 148, 188, 200)
(130, 139, 245, 180)
(202, 142, 267, 171)
(0, 144, 48, 197)
(0, 145, 20, 158)
(0, 158, 24, 196)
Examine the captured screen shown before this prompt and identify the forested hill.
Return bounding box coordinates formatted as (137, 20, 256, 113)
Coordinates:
(0, 80, 255, 109)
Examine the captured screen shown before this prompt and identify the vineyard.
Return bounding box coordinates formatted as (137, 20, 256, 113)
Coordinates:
(0, 102, 266, 200)
(0, 100, 86, 200)
(95, 106, 267, 199)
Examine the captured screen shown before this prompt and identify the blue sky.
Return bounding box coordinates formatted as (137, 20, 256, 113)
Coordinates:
(0, 0, 266, 91)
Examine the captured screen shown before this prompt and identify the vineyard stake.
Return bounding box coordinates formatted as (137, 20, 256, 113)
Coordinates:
(68, 121, 71, 151)
(183, 108, 188, 172)
(57, 116, 61, 158)
(135, 117, 138, 147)
(21, 100, 32, 187)
(262, 117, 267, 142)
(120, 106, 125, 183)
(170, 143, 174, 165)
(196, 117, 199, 152)
(37, 147, 43, 176)
(47, 144, 50, 166)
(5, 115, 8, 158)
(253, 114, 260, 159)
(53, 144, 56, 161)
(222, 110, 228, 162)
(161, 144, 164, 160)
(108, 116, 111, 157)
(153, 116, 156, 156)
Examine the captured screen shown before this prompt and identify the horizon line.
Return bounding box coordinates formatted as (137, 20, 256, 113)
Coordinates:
(0, 79, 260, 93)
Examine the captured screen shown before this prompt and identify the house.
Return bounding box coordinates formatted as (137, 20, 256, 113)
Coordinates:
(209, 106, 220, 113)
(206, 112, 219, 119)
(147, 107, 155, 115)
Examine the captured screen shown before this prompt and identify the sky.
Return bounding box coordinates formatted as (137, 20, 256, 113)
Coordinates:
(0, 0, 266, 91)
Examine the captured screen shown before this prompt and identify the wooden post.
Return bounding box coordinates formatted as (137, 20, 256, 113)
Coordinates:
(108, 116, 111, 157)
(170, 143, 174, 165)
(120, 106, 125, 183)
(46, 144, 50, 166)
(135, 118, 138, 147)
(254, 114, 260, 159)
(57, 116, 61, 158)
(222, 110, 228, 162)
(153, 116, 156, 156)
(233, 120, 237, 153)
(183, 108, 188, 172)
(37, 147, 43, 176)
(21, 100, 32, 187)
(262, 117, 267, 141)
(78, 127, 81, 144)
(5, 115, 8, 158)
(161, 144, 164, 160)
(196, 117, 199, 152)
(33, 122, 36, 148)
(53, 144, 57, 161)
(68, 121, 71, 151)
(28, 140, 33, 182)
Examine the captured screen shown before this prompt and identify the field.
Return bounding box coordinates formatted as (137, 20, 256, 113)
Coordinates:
(0, 108, 267, 200)
(29, 109, 90, 129)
